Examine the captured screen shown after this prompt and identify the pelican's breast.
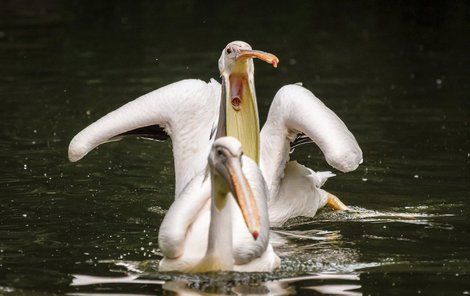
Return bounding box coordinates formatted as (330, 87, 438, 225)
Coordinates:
(159, 200, 212, 272)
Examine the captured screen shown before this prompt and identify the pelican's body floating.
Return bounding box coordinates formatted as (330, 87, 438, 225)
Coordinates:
(68, 41, 362, 272)
(159, 137, 279, 272)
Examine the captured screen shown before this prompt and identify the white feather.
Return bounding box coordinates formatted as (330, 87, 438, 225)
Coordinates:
(268, 161, 330, 227)
(306, 169, 335, 188)
(261, 84, 362, 226)
(159, 156, 279, 272)
(68, 79, 220, 198)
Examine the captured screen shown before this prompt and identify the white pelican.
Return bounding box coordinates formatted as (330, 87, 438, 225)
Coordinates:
(68, 41, 362, 270)
(158, 136, 279, 272)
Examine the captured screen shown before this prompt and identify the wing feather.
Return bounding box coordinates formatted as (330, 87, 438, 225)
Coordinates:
(68, 79, 221, 197)
(261, 84, 362, 200)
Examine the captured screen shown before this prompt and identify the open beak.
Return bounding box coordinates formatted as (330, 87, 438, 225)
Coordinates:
(236, 49, 279, 68)
(221, 49, 279, 164)
(223, 156, 261, 240)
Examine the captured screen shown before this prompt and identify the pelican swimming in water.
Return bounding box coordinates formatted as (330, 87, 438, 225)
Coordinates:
(68, 41, 362, 271)
(159, 136, 279, 272)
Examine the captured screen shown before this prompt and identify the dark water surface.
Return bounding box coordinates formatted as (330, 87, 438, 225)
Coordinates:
(1, 1, 469, 295)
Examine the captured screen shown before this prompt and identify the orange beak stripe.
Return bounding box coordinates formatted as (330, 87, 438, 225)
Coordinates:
(237, 50, 279, 68)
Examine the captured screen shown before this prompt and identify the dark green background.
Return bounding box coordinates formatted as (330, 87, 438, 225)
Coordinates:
(0, 1, 469, 295)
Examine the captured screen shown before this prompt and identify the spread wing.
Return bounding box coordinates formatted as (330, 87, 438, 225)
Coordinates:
(261, 84, 362, 200)
(68, 79, 221, 198)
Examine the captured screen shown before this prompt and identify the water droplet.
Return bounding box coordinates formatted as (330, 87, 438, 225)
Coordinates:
(414, 174, 419, 178)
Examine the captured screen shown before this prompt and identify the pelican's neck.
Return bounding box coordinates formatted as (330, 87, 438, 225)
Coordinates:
(202, 174, 234, 270)
(260, 118, 291, 202)
(223, 72, 260, 163)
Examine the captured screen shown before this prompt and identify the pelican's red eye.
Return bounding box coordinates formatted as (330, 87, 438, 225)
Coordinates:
(226, 48, 232, 54)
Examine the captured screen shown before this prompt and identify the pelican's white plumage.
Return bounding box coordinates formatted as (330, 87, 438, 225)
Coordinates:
(260, 84, 362, 225)
(159, 149, 279, 272)
(68, 41, 363, 273)
(267, 161, 333, 226)
(69, 79, 221, 197)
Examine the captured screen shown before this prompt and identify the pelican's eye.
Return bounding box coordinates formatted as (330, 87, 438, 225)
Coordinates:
(226, 48, 232, 54)
(217, 148, 224, 157)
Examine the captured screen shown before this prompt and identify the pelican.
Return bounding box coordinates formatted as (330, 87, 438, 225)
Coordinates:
(68, 41, 362, 271)
(159, 136, 279, 272)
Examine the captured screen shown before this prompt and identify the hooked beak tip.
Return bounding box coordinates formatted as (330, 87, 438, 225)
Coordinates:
(272, 60, 279, 68)
(252, 230, 259, 240)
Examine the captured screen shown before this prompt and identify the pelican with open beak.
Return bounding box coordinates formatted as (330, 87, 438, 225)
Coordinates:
(67, 40, 363, 272)
(217, 41, 279, 163)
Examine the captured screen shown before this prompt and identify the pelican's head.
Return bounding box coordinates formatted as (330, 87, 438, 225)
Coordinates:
(209, 137, 260, 240)
(218, 41, 278, 76)
(216, 41, 279, 163)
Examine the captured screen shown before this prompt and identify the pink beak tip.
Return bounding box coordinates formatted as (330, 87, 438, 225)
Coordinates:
(252, 230, 259, 240)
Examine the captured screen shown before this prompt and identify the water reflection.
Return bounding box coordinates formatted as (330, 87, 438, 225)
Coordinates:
(290, 205, 458, 229)
(70, 272, 363, 295)
(66, 220, 367, 295)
